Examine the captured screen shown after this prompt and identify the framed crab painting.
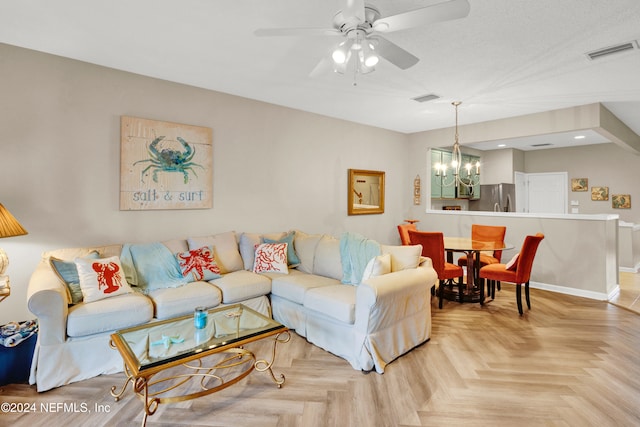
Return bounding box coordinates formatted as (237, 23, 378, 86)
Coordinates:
(120, 116, 213, 210)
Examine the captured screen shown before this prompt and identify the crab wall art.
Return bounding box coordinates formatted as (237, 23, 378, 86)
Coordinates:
(134, 136, 204, 184)
(120, 116, 213, 211)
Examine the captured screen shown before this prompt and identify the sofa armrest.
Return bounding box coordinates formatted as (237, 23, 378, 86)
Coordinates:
(355, 265, 437, 332)
(27, 260, 68, 345)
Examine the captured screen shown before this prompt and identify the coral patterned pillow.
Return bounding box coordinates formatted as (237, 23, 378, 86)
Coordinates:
(175, 246, 222, 282)
(253, 243, 289, 274)
(75, 256, 133, 303)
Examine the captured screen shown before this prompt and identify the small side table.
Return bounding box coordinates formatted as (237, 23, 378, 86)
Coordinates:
(0, 276, 9, 303)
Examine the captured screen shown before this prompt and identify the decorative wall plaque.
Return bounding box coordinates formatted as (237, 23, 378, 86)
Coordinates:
(120, 116, 213, 210)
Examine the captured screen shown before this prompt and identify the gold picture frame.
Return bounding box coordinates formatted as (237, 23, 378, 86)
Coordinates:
(348, 169, 385, 215)
(591, 186, 609, 201)
(612, 194, 631, 209)
(120, 116, 213, 210)
(571, 178, 588, 192)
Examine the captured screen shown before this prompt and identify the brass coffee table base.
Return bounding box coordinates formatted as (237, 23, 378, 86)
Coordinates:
(110, 331, 290, 426)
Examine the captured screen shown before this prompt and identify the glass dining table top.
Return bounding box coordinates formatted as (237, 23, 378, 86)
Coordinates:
(444, 237, 513, 252)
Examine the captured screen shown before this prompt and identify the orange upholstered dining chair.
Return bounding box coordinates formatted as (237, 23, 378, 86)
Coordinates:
(408, 230, 464, 309)
(479, 233, 544, 315)
(458, 224, 506, 295)
(397, 223, 417, 245)
(457, 224, 507, 266)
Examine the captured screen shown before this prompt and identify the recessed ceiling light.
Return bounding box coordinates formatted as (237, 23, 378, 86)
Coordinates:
(497, 144, 506, 147)
(574, 135, 586, 139)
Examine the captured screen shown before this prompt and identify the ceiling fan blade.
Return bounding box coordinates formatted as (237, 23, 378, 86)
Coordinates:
(373, 0, 470, 33)
(343, 0, 366, 23)
(309, 57, 334, 78)
(254, 27, 341, 37)
(373, 36, 419, 70)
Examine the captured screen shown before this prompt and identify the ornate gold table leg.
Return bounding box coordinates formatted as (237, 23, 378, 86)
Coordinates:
(110, 339, 134, 402)
(134, 376, 158, 427)
(110, 364, 134, 401)
(254, 331, 290, 387)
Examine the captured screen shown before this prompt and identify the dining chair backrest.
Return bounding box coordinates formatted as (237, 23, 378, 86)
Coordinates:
(472, 224, 507, 261)
(397, 223, 417, 246)
(407, 230, 445, 276)
(513, 233, 545, 283)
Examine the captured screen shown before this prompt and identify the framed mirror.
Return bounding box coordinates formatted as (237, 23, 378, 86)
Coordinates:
(348, 169, 385, 215)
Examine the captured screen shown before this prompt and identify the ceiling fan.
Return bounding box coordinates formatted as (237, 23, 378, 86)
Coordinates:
(255, 0, 470, 76)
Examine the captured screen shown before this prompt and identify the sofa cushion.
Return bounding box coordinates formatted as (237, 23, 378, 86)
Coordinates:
(43, 244, 123, 261)
(188, 231, 243, 274)
(238, 232, 287, 270)
(210, 270, 271, 304)
(313, 235, 343, 281)
(303, 285, 356, 324)
(66, 292, 153, 337)
(162, 238, 188, 254)
(380, 244, 423, 272)
(293, 230, 322, 274)
(271, 272, 340, 305)
(75, 256, 133, 303)
(148, 281, 223, 320)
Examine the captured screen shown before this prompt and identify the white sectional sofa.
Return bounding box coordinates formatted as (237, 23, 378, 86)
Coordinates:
(27, 230, 437, 392)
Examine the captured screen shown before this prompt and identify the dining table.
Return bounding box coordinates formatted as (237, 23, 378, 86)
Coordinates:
(443, 237, 514, 304)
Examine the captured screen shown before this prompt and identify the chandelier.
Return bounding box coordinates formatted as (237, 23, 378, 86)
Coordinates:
(433, 101, 480, 191)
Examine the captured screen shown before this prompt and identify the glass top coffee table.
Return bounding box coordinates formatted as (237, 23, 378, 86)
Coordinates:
(110, 303, 289, 426)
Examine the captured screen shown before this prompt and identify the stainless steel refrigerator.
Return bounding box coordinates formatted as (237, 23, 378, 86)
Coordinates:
(469, 183, 516, 212)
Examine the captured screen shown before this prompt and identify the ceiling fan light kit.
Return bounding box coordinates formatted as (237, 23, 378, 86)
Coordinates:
(255, 0, 470, 78)
(331, 29, 379, 75)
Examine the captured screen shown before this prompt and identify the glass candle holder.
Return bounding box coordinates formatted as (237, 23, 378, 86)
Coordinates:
(194, 306, 207, 329)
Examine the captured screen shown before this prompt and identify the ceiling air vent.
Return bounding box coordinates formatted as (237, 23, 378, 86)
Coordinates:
(412, 94, 440, 103)
(586, 40, 638, 60)
(531, 143, 553, 147)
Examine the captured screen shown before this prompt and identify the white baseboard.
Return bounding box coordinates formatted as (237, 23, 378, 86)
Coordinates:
(528, 281, 611, 301)
(619, 263, 640, 273)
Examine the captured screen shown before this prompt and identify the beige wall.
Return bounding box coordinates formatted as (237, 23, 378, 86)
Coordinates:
(523, 143, 639, 220)
(0, 44, 411, 323)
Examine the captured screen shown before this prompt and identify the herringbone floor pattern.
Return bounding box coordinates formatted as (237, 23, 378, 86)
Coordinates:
(2, 283, 640, 426)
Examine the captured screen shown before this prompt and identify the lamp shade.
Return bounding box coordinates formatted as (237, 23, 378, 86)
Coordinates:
(0, 204, 27, 238)
(0, 203, 27, 276)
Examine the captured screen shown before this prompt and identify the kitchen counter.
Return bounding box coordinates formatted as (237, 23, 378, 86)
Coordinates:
(619, 221, 640, 272)
(414, 209, 619, 300)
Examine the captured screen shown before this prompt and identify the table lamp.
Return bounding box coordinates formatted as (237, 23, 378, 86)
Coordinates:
(0, 203, 28, 276)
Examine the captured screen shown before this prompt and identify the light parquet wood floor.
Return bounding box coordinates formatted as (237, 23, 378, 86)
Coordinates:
(2, 283, 640, 427)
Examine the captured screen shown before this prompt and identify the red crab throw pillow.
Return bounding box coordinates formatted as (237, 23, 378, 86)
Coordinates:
(176, 245, 222, 282)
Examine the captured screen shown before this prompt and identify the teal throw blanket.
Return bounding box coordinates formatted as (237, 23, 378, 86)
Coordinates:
(121, 242, 188, 293)
(340, 232, 381, 285)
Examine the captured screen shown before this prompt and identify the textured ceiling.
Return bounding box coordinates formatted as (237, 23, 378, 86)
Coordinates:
(2, 0, 640, 150)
